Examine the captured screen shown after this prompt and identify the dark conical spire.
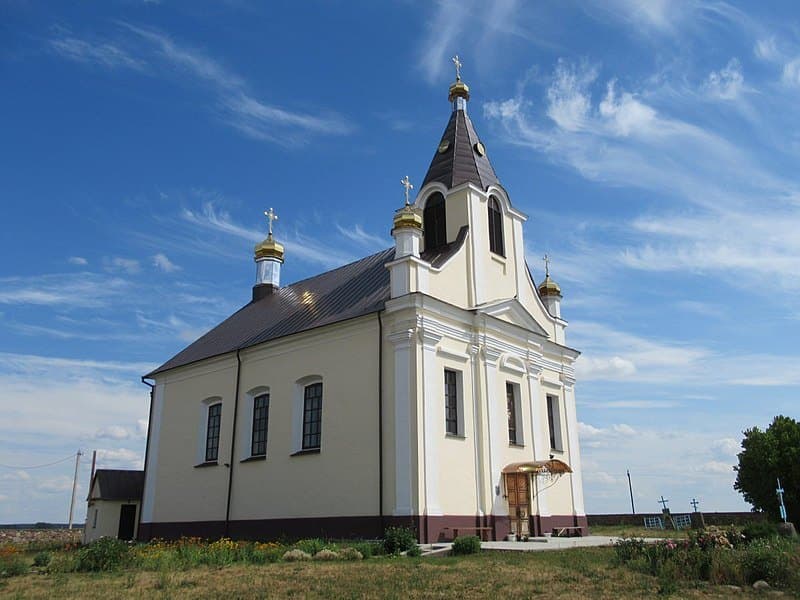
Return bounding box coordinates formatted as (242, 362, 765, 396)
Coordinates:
(421, 61, 499, 190)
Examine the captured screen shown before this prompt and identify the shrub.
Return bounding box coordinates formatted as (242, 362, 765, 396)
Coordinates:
(313, 549, 339, 561)
(384, 526, 417, 555)
(32, 551, 52, 567)
(406, 544, 422, 557)
(742, 521, 778, 542)
(339, 547, 363, 561)
(0, 555, 28, 578)
(282, 549, 311, 562)
(348, 541, 382, 558)
(204, 538, 239, 566)
(741, 538, 791, 585)
(47, 552, 79, 573)
(294, 538, 326, 556)
(451, 535, 481, 556)
(613, 537, 647, 563)
(76, 537, 131, 572)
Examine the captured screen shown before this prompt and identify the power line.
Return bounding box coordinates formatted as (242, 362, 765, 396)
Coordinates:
(0, 452, 80, 470)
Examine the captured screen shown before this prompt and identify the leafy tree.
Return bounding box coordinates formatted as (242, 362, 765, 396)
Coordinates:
(734, 415, 799, 521)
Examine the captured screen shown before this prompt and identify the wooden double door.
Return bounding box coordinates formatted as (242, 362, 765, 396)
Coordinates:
(506, 473, 531, 537)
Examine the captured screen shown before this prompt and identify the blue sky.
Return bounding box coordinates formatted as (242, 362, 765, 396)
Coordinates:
(2, 0, 799, 523)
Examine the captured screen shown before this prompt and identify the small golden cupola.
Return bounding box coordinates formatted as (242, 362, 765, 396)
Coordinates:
(253, 207, 284, 301)
(538, 254, 563, 318)
(392, 175, 423, 259)
(449, 54, 470, 110)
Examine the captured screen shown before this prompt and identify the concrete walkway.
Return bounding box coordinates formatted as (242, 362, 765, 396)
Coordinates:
(421, 535, 662, 556)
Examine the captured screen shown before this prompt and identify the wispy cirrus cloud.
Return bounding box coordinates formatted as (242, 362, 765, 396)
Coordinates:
(47, 23, 352, 146)
(0, 272, 130, 308)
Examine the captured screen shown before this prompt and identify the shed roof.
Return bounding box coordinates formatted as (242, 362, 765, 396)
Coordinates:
(90, 469, 144, 501)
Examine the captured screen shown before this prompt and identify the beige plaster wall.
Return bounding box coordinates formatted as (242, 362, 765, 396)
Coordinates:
(84, 500, 139, 543)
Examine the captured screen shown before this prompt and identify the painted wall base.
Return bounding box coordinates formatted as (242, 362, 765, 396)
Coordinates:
(138, 513, 586, 543)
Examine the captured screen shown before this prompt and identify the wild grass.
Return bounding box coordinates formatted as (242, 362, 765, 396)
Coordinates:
(0, 546, 780, 599)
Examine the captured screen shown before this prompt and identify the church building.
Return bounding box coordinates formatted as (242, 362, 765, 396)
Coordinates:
(138, 62, 586, 543)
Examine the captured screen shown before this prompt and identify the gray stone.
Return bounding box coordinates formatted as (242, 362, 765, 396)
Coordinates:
(776, 522, 797, 538)
(721, 585, 742, 593)
(753, 580, 770, 590)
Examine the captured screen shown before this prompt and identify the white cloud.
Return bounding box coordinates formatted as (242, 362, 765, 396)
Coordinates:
(711, 438, 740, 459)
(754, 37, 780, 62)
(335, 224, 388, 251)
(94, 425, 134, 440)
(704, 59, 745, 101)
(106, 257, 141, 274)
(68, 256, 88, 266)
(0, 272, 130, 308)
(152, 253, 180, 273)
(697, 460, 735, 475)
(546, 60, 597, 132)
(48, 32, 146, 71)
(36, 476, 73, 494)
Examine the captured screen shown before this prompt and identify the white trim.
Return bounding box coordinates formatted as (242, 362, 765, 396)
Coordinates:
(499, 354, 527, 375)
(562, 383, 586, 516)
(505, 380, 524, 446)
(420, 329, 443, 515)
(436, 348, 470, 363)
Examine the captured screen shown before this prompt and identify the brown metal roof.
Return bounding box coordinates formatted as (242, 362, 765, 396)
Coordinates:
(90, 469, 144, 501)
(422, 109, 499, 190)
(502, 460, 573, 475)
(147, 247, 395, 377)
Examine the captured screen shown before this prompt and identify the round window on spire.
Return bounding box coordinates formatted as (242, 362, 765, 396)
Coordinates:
(474, 142, 486, 156)
(438, 140, 450, 154)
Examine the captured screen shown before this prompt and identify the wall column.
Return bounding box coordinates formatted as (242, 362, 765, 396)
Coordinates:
(420, 327, 443, 517)
(389, 328, 415, 516)
(526, 364, 550, 519)
(140, 383, 164, 525)
(482, 346, 505, 517)
(561, 375, 586, 517)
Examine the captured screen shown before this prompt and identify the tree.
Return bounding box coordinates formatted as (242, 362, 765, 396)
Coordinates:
(734, 415, 800, 521)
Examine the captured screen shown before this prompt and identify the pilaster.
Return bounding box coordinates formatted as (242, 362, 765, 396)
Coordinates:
(419, 326, 443, 516)
(526, 363, 549, 517)
(388, 326, 416, 516)
(561, 374, 585, 516)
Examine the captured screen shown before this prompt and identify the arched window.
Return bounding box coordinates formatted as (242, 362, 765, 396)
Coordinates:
(488, 196, 504, 256)
(423, 192, 447, 251)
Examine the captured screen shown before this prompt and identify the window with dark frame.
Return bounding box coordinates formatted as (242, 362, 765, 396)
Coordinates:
(546, 395, 560, 451)
(445, 369, 458, 435)
(302, 382, 323, 450)
(507, 382, 518, 444)
(488, 196, 505, 256)
(205, 403, 222, 462)
(251, 393, 269, 456)
(424, 192, 447, 251)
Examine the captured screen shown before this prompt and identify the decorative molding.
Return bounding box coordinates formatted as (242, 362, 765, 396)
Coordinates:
(499, 354, 527, 375)
(436, 348, 470, 363)
(560, 373, 576, 389)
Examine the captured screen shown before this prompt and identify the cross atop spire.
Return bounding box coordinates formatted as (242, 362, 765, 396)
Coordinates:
(543, 253, 551, 277)
(400, 175, 414, 206)
(452, 54, 462, 81)
(264, 207, 278, 236)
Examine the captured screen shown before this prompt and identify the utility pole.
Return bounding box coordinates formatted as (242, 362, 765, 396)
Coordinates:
(627, 469, 636, 514)
(68, 450, 82, 530)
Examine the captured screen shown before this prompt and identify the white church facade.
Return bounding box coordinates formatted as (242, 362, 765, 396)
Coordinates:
(138, 67, 586, 543)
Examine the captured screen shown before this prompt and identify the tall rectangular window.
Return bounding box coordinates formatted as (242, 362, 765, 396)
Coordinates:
(205, 403, 222, 462)
(506, 382, 518, 444)
(547, 395, 562, 451)
(488, 197, 505, 256)
(302, 382, 323, 450)
(445, 369, 458, 435)
(251, 393, 269, 456)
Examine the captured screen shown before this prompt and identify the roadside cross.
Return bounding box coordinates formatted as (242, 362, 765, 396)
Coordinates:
(658, 496, 669, 510)
(264, 208, 278, 236)
(400, 175, 414, 206)
(777, 478, 788, 523)
(690, 498, 700, 512)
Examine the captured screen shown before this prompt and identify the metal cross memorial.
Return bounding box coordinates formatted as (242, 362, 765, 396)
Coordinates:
(658, 496, 669, 511)
(690, 498, 700, 512)
(264, 208, 278, 236)
(400, 175, 413, 206)
(452, 54, 462, 80)
(777, 478, 788, 523)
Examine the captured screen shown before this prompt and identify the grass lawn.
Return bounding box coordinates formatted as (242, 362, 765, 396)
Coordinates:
(589, 524, 691, 539)
(0, 547, 770, 599)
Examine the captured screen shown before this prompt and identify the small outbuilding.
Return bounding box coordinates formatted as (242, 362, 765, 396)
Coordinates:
(84, 469, 144, 543)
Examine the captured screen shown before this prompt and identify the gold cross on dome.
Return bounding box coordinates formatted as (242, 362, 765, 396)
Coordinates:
(452, 55, 462, 80)
(264, 207, 278, 236)
(543, 253, 551, 277)
(400, 175, 414, 206)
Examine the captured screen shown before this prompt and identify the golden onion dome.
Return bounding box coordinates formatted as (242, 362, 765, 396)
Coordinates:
(538, 274, 562, 298)
(448, 80, 470, 103)
(254, 234, 285, 262)
(392, 204, 423, 232)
